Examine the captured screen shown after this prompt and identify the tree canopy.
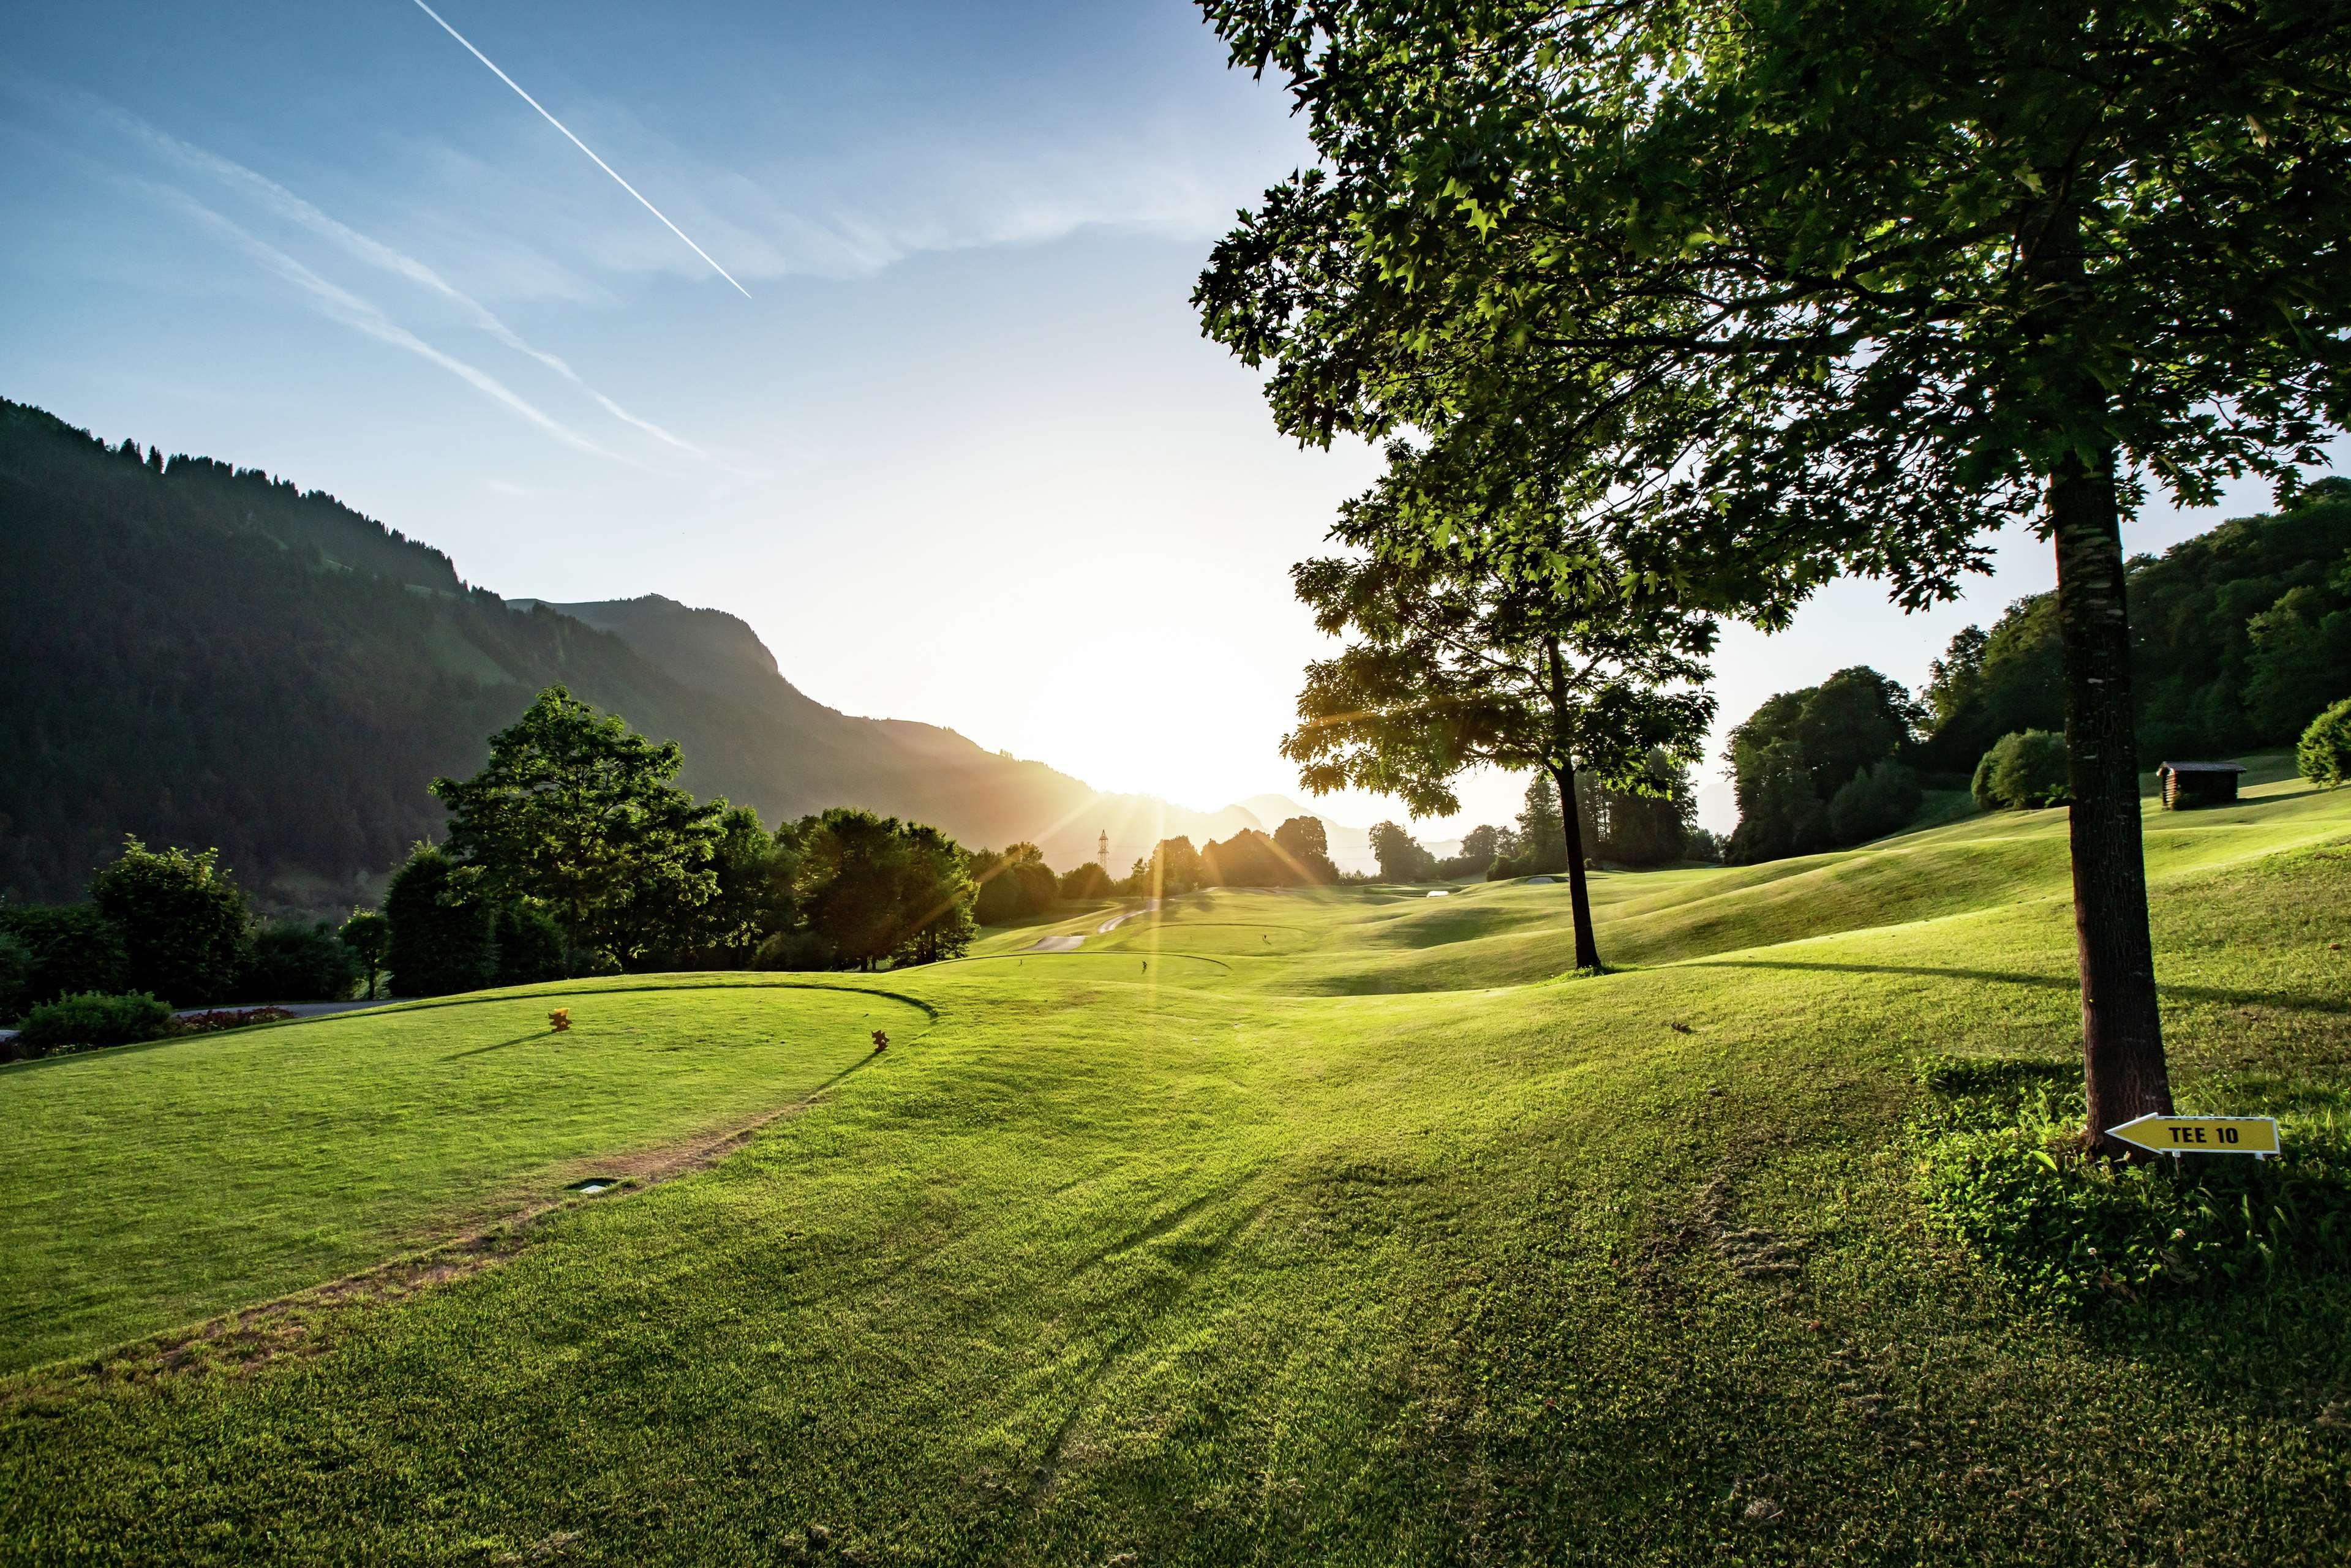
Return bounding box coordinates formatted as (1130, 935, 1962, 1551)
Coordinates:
(1281, 453, 1715, 969)
(1367, 822, 1439, 883)
(1725, 669, 1924, 862)
(431, 688, 724, 970)
(787, 809, 976, 970)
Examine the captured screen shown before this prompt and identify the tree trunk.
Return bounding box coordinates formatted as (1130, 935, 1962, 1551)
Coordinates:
(2047, 440, 2174, 1155)
(1552, 761, 1603, 972)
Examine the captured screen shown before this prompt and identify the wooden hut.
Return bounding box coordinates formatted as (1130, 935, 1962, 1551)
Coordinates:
(2157, 761, 2246, 810)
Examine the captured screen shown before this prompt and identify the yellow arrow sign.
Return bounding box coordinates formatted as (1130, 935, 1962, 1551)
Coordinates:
(2107, 1114, 2280, 1157)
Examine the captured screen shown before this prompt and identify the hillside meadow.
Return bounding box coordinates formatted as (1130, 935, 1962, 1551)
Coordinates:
(2, 765, 2347, 1564)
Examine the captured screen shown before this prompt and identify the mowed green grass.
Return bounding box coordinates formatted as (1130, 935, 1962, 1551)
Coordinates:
(4, 770, 2349, 1565)
(0, 981, 927, 1373)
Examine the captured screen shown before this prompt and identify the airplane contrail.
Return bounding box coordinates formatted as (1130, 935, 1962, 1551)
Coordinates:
(105, 105, 711, 456)
(408, 0, 753, 298)
(148, 184, 624, 461)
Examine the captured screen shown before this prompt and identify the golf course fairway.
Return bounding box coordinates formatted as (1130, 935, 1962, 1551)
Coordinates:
(3, 766, 2347, 1564)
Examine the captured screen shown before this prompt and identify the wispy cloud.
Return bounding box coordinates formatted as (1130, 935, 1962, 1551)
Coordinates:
(143, 182, 621, 460)
(73, 94, 709, 459)
(408, 0, 751, 298)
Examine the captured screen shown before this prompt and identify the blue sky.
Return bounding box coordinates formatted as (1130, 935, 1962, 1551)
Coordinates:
(2, 1, 2329, 838)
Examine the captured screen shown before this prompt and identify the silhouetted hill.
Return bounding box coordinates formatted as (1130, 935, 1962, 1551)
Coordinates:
(0, 397, 1273, 909)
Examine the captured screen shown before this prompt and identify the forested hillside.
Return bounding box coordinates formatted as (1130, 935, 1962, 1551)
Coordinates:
(0, 399, 1189, 907)
(1917, 482, 2351, 769)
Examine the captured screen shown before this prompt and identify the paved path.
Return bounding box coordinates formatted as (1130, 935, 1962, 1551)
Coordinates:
(3, 996, 398, 1048)
(1097, 898, 1162, 934)
(1025, 898, 1163, 953)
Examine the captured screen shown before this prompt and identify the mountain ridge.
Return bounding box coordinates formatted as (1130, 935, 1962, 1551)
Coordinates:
(0, 396, 1369, 907)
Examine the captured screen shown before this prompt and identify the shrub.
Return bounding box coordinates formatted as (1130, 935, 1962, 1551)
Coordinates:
(971, 845, 1058, 925)
(2298, 696, 2351, 788)
(241, 921, 361, 1002)
(0, 932, 30, 1022)
(384, 845, 494, 997)
(0, 906, 129, 1007)
(492, 905, 567, 986)
(9, 992, 175, 1059)
(1911, 1055, 2351, 1305)
(178, 1006, 296, 1033)
(88, 839, 252, 1005)
(1973, 730, 2070, 809)
(754, 929, 837, 972)
(1826, 760, 1924, 845)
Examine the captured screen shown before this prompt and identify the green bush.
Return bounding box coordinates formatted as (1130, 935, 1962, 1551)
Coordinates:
(0, 932, 30, 1022)
(1972, 729, 2070, 809)
(240, 921, 360, 1002)
(491, 905, 567, 986)
(88, 839, 252, 1005)
(338, 910, 391, 1000)
(1826, 760, 1924, 844)
(2298, 696, 2351, 787)
(753, 929, 837, 972)
(0, 906, 129, 1007)
(9, 992, 176, 1059)
(1911, 1056, 2351, 1305)
(384, 845, 494, 997)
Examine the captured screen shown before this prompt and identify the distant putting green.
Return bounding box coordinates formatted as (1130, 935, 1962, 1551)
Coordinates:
(0, 979, 926, 1373)
(3, 763, 2347, 1563)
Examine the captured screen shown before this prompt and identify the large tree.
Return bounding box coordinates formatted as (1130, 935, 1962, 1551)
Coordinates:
(1366, 821, 1439, 883)
(789, 809, 977, 971)
(1195, 0, 2351, 1152)
(431, 688, 723, 969)
(1281, 465, 1715, 970)
(1272, 816, 1340, 882)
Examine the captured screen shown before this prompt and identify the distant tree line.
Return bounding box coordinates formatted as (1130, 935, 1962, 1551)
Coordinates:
(1354, 756, 1709, 888)
(380, 689, 982, 991)
(1917, 484, 2351, 770)
(4, 686, 1143, 1029)
(1118, 814, 1343, 899)
(1722, 488, 2351, 863)
(0, 838, 365, 1029)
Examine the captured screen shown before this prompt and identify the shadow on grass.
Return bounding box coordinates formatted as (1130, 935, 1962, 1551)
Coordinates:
(442, 1031, 555, 1062)
(1683, 958, 2351, 1016)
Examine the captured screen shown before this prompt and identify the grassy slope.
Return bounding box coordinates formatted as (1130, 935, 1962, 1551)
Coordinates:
(3, 775, 2348, 1565)
(0, 983, 930, 1373)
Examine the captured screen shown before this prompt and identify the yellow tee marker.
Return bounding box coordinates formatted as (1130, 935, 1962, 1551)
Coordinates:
(2106, 1114, 2279, 1157)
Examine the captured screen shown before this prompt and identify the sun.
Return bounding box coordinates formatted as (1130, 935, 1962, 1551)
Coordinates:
(1012, 625, 1293, 808)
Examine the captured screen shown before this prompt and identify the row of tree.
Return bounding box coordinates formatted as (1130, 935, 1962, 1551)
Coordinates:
(1725, 486, 2350, 859)
(1119, 816, 1343, 898)
(0, 839, 365, 1019)
(1918, 484, 2351, 769)
(377, 689, 982, 992)
(1366, 757, 1712, 885)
